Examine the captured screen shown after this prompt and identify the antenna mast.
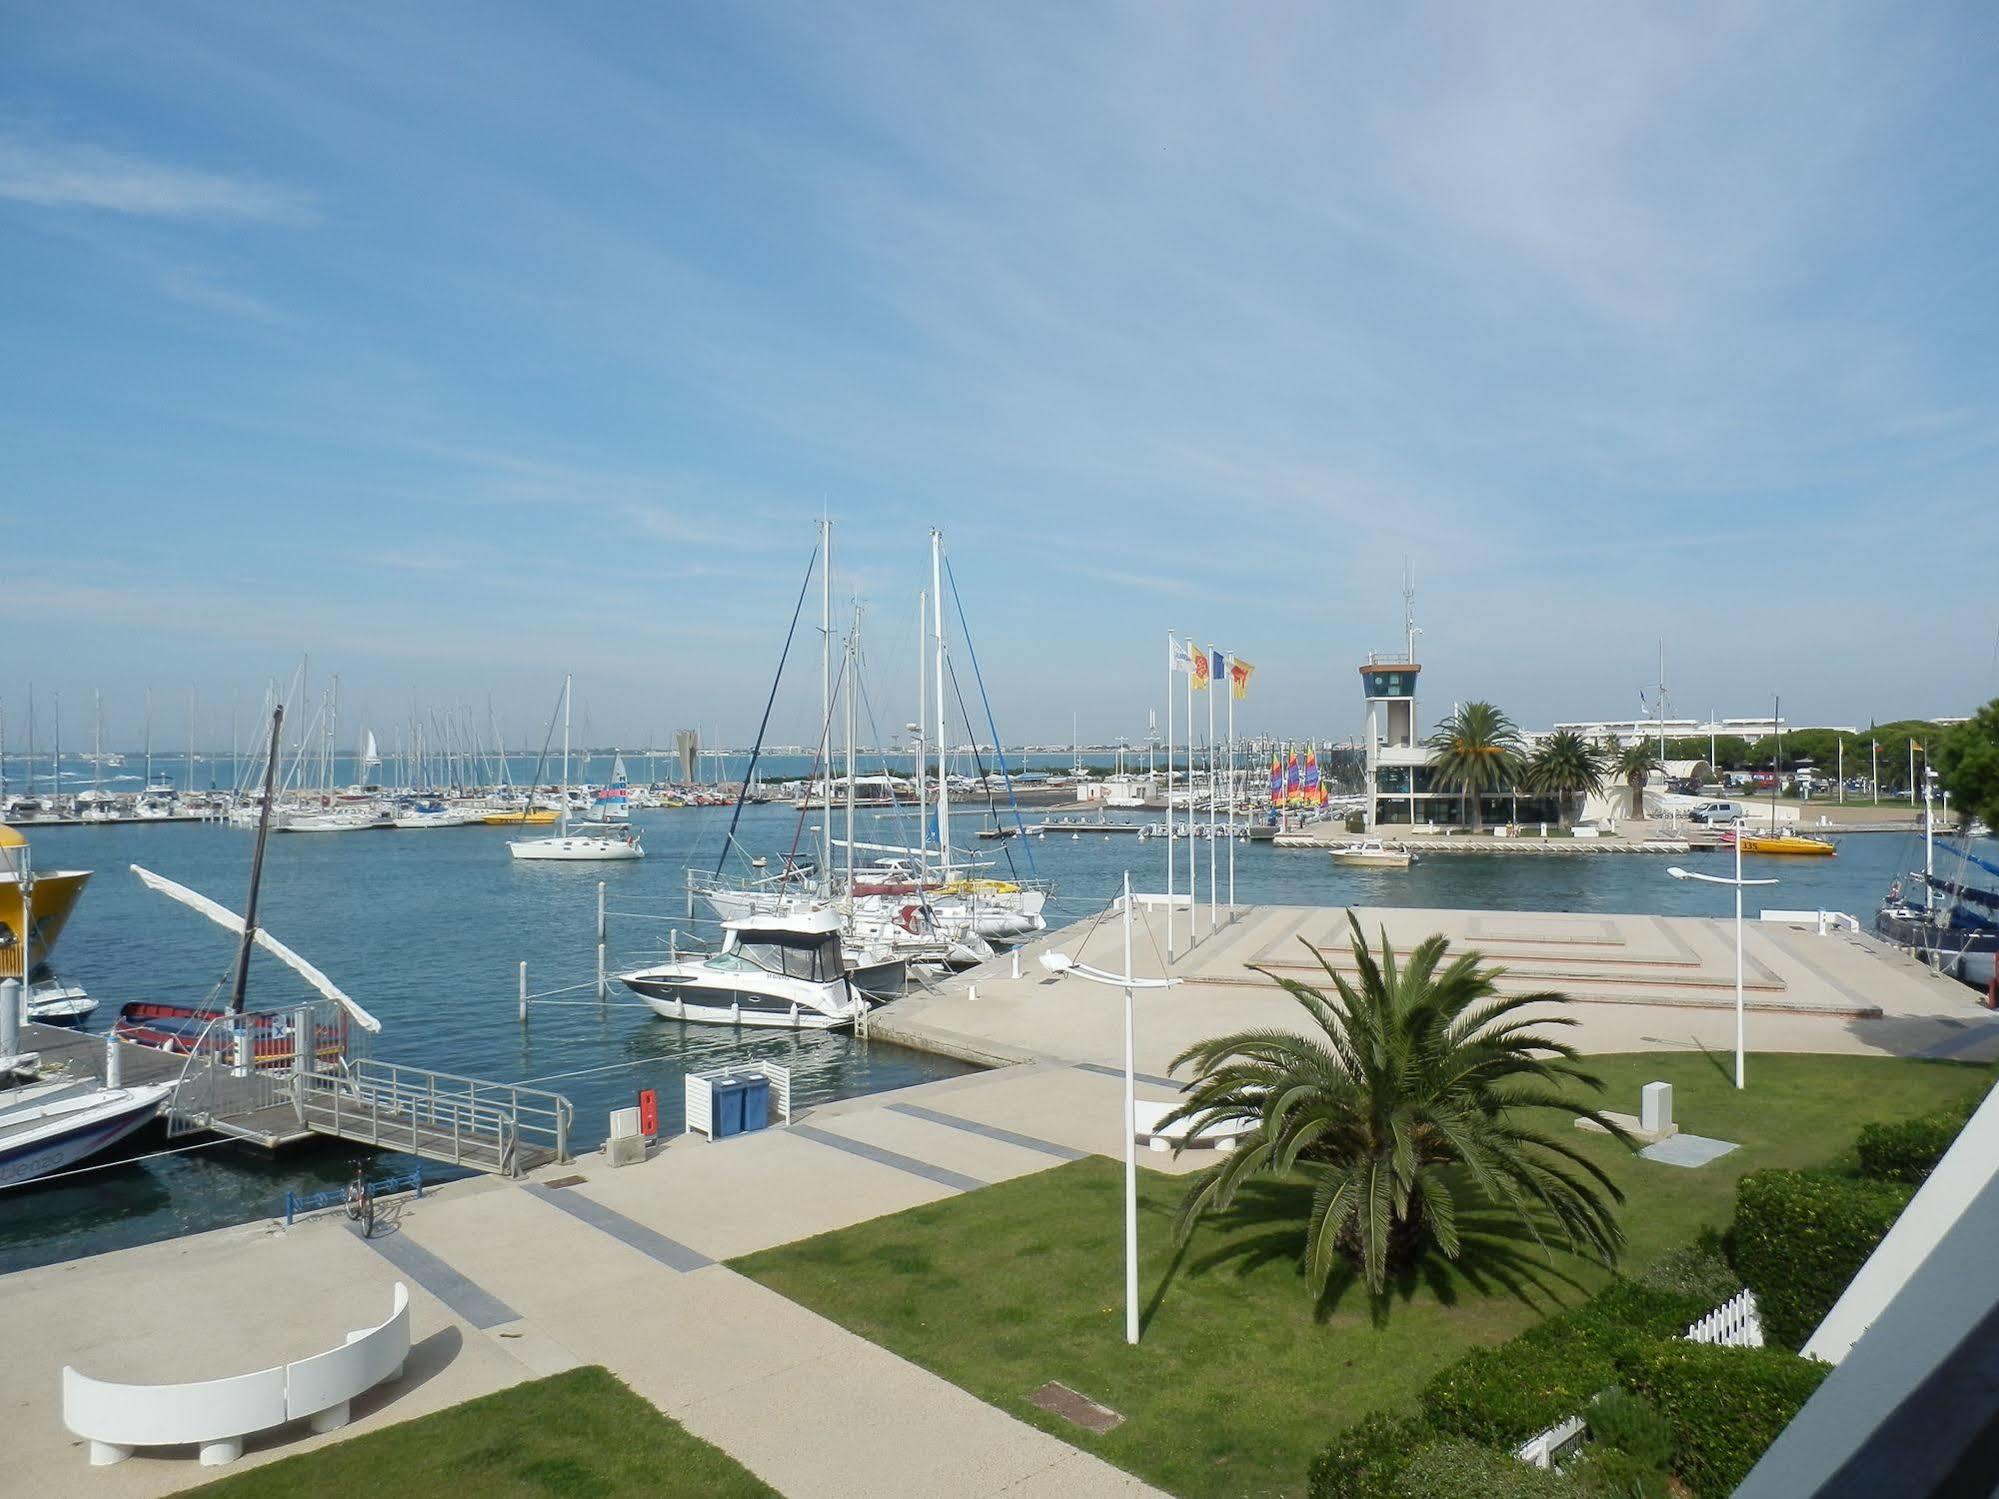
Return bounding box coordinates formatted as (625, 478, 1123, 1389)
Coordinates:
(1402, 558, 1420, 662)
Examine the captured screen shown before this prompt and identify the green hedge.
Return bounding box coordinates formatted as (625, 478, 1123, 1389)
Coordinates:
(1731, 1170, 1913, 1350)
(1855, 1089, 1981, 1183)
(1623, 1342, 1829, 1498)
(1418, 1279, 1713, 1448)
(1304, 1412, 1432, 1499)
(1392, 1440, 1584, 1498)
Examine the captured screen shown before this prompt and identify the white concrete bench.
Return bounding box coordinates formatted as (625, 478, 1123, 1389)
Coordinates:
(1131, 1099, 1252, 1153)
(63, 1282, 410, 1468)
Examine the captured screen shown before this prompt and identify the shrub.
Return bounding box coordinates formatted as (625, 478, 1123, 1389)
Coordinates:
(1567, 1446, 1668, 1499)
(1420, 1277, 1712, 1448)
(1624, 1342, 1830, 1499)
(1391, 1440, 1584, 1499)
(1586, 1390, 1674, 1470)
(1731, 1170, 1913, 1350)
(1855, 1089, 1981, 1183)
(1632, 1242, 1740, 1310)
(1419, 1318, 1619, 1449)
(1305, 1411, 1433, 1499)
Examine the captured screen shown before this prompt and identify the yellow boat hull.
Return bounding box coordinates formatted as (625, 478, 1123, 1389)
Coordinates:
(0, 869, 92, 977)
(1738, 835, 1836, 857)
(484, 809, 560, 825)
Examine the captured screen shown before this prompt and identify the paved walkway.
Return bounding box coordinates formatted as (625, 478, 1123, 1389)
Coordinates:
(3, 1061, 1170, 1498)
(9, 900, 1991, 1497)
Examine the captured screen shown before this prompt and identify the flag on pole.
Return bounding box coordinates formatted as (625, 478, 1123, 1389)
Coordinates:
(1229, 658, 1254, 699)
(1169, 632, 1191, 674)
(1912, 740, 1924, 753)
(1209, 648, 1224, 686)
(1190, 643, 1210, 690)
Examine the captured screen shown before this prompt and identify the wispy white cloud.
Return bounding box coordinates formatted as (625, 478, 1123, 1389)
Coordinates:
(0, 135, 312, 223)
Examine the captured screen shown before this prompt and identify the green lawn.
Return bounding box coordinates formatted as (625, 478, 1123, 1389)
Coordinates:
(185, 1366, 777, 1499)
(733, 1052, 1986, 1499)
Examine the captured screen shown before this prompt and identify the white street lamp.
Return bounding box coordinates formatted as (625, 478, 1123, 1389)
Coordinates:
(1669, 828, 1778, 1090)
(1039, 870, 1177, 1345)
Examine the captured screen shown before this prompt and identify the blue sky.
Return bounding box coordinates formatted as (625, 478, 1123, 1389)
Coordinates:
(3, 2, 1995, 752)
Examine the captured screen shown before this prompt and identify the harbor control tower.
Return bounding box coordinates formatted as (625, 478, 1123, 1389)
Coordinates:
(1359, 655, 1423, 828)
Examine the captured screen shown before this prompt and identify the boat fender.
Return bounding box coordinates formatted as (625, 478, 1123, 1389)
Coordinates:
(1889, 880, 1902, 903)
(897, 903, 922, 934)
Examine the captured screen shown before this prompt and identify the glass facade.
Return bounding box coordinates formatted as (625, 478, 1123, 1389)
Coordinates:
(1360, 669, 1419, 699)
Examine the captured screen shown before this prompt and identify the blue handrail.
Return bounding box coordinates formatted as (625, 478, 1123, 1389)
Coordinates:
(283, 1167, 424, 1226)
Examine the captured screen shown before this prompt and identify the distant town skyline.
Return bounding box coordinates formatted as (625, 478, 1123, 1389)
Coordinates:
(3, 5, 1995, 743)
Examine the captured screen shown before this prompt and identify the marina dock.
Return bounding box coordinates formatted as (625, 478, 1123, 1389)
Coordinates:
(14, 1019, 571, 1176)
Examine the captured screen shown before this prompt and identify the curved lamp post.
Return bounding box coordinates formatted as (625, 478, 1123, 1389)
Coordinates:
(1669, 829, 1778, 1090)
(1039, 870, 1176, 1345)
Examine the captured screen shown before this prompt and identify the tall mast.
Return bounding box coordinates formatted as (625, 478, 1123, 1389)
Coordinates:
(93, 690, 103, 796)
(820, 517, 833, 892)
(916, 589, 927, 883)
(1771, 694, 1781, 833)
(229, 705, 285, 1015)
(932, 530, 951, 881)
(188, 686, 197, 793)
(844, 603, 858, 895)
(560, 673, 572, 833)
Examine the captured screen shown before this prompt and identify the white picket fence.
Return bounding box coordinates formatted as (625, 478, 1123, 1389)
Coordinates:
(1684, 1288, 1763, 1348)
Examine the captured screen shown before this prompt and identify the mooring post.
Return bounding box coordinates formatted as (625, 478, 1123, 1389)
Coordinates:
(104, 1029, 122, 1088)
(518, 961, 528, 1025)
(0, 977, 19, 1058)
(670, 927, 678, 960)
(596, 942, 607, 1006)
(596, 881, 606, 946)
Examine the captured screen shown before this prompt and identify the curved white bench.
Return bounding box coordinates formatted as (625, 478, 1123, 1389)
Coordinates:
(1131, 1099, 1252, 1153)
(63, 1282, 410, 1468)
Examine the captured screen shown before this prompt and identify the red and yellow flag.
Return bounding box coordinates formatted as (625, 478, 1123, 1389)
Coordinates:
(1229, 657, 1254, 699)
(1190, 642, 1210, 690)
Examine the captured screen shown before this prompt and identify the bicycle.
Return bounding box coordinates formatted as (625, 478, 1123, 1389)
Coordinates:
(344, 1160, 376, 1239)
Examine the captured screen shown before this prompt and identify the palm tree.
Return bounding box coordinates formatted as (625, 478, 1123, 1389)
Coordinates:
(1424, 701, 1523, 832)
(1614, 743, 1662, 820)
(1164, 916, 1629, 1297)
(1524, 730, 1605, 828)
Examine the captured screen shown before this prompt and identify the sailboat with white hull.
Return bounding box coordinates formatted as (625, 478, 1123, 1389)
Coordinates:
(510, 677, 645, 863)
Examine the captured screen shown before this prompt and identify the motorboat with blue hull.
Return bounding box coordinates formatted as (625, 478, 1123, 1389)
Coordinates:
(619, 908, 890, 1030)
(0, 1082, 173, 1188)
(1876, 839, 1999, 994)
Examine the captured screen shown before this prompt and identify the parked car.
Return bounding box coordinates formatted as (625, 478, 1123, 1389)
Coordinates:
(1691, 801, 1744, 825)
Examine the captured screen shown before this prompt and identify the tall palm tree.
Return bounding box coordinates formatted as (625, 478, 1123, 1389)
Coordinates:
(1424, 701, 1523, 832)
(1164, 916, 1629, 1296)
(1614, 743, 1662, 820)
(1524, 730, 1606, 828)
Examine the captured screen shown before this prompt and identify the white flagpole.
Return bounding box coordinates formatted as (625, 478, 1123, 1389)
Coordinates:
(1165, 634, 1176, 959)
(1184, 639, 1194, 938)
(1227, 655, 1236, 914)
(1207, 649, 1217, 932)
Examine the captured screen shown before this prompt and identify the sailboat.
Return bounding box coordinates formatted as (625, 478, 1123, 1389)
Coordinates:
(1740, 703, 1835, 856)
(1875, 770, 1998, 990)
(509, 678, 644, 862)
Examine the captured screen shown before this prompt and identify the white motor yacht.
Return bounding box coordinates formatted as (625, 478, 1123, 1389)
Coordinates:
(0, 1082, 173, 1188)
(1330, 838, 1416, 869)
(619, 908, 869, 1029)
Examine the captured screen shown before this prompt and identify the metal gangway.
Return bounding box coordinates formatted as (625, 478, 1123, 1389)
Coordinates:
(154, 1002, 572, 1177)
(293, 1058, 572, 1177)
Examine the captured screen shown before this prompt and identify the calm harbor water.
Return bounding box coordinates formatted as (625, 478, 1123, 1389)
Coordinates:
(1, 800, 1971, 1275)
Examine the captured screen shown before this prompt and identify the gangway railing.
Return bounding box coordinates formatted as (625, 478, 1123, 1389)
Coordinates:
(293, 1059, 572, 1177)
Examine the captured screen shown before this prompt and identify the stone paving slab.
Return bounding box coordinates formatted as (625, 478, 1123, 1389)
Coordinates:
(805, 1101, 1063, 1185)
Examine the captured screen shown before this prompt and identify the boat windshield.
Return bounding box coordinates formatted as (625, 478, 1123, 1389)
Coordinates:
(709, 934, 842, 982)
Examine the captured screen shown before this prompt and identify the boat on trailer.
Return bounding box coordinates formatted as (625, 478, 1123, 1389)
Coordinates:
(619, 908, 876, 1030)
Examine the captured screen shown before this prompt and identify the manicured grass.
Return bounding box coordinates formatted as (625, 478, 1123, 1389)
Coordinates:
(185, 1366, 777, 1499)
(733, 1052, 1987, 1499)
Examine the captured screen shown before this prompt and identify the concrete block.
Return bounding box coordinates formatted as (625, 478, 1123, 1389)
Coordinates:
(1641, 1082, 1673, 1137)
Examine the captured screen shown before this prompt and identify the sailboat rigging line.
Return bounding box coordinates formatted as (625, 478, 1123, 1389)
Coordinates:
(514, 682, 565, 825)
(944, 656, 1025, 886)
(781, 647, 851, 876)
(943, 557, 1038, 880)
(715, 542, 821, 877)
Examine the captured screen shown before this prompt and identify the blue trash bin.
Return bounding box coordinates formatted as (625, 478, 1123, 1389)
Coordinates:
(711, 1074, 750, 1139)
(737, 1073, 770, 1133)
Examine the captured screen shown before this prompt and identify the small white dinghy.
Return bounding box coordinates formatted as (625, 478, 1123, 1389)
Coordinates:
(1329, 838, 1417, 869)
